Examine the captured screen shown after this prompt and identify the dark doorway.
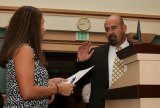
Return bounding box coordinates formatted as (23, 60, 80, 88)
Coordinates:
(45, 52, 76, 79)
(45, 52, 86, 108)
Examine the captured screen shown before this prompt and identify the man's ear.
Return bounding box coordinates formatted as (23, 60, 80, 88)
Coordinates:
(123, 24, 127, 32)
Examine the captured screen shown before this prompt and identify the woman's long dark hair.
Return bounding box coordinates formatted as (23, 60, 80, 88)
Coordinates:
(0, 6, 45, 68)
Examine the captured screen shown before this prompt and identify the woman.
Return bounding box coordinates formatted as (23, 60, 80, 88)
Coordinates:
(0, 6, 75, 107)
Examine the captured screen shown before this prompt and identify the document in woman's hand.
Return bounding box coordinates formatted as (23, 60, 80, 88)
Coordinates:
(66, 66, 94, 84)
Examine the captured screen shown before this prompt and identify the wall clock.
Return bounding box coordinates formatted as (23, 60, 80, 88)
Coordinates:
(77, 17, 91, 31)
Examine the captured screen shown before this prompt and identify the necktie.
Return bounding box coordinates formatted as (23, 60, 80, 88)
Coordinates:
(112, 47, 124, 84)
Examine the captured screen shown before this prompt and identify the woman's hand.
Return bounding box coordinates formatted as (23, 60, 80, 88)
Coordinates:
(57, 82, 76, 96)
(49, 78, 66, 86)
(48, 95, 55, 105)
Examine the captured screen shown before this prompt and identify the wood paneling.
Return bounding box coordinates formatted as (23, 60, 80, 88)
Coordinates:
(0, 6, 160, 20)
(106, 85, 160, 100)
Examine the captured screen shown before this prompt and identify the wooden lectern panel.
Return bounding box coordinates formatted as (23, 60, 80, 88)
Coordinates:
(105, 44, 160, 108)
(117, 43, 160, 59)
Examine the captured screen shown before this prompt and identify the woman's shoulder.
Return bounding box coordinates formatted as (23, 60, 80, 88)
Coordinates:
(17, 44, 33, 52)
(18, 43, 32, 50)
(13, 44, 34, 58)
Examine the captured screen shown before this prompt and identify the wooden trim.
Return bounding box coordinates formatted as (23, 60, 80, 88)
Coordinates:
(42, 40, 105, 45)
(117, 43, 160, 59)
(106, 85, 160, 100)
(44, 30, 107, 42)
(0, 6, 160, 20)
(41, 41, 101, 52)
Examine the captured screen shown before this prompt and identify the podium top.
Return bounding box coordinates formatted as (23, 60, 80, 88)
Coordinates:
(117, 43, 160, 59)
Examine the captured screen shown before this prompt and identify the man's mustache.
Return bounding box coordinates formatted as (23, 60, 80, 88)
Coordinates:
(108, 35, 118, 46)
(109, 35, 116, 41)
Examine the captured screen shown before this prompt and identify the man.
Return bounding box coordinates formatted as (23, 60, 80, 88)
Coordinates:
(75, 15, 131, 108)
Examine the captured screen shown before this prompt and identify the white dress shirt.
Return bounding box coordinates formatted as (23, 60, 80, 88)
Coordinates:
(82, 82, 91, 103)
(108, 39, 129, 87)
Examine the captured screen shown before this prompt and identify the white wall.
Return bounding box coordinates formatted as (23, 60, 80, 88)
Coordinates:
(0, 0, 160, 34)
(0, 0, 160, 15)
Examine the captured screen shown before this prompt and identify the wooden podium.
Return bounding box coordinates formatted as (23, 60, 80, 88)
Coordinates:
(105, 44, 160, 108)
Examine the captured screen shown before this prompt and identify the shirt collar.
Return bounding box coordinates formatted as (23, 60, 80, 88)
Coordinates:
(111, 39, 129, 49)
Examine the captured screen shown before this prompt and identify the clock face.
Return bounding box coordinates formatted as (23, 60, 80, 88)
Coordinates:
(77, 17, 91, 31)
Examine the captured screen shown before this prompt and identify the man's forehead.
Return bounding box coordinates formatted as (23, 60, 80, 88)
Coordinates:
(104, 24, 118, 28)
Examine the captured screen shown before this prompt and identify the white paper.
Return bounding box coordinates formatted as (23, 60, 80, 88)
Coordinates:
(66, 66, 94, 84)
